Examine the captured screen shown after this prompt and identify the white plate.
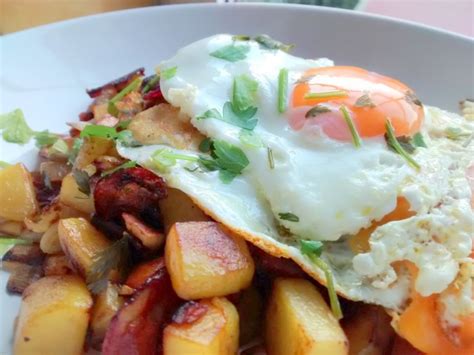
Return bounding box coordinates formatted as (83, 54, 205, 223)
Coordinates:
(1, 3, 473, 352)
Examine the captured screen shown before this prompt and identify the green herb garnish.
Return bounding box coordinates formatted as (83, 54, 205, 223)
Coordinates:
(150, 148, 198, 172)
(107, 77, 142, 116)
(0, 109, 34, 144)
(239, 129, 263, 148)
(210, 44, 250, 62)
(385, 120, 420, 170)
(68, 138, 83, 165)
(198, 102, 258, 131)
(445, 127, 470, 140)
(34, 130, 59, 148)
(142, 75, 160, 93)
(115, 130, 142, 147)
(161, 66, 177, 80)
(232, 35, 250, 41)
(412, 132, 427, 147)
(72, 169, 91, 196)
(354, 94, 375, 108)
(233, 74, 259, 113)
(0, 237, 31, 258)
(87, 233, 131, 294)
(305, 105, 331, 118)
(209, 140, 249, 183)
(340, 105, 362, 148)
(278, 212, 299, 222)
(267, 147, 275, 169)
(117, 119, 132, 129)
(254, 34, 294, 52)
(49, 139, 69, 156)
(199, 137, 213, 153)
(304, 90, 348, 100)
(300, 239, 342, 319)
(278, 68, 289, 113)
(101, 161, 137, 177)
(80, 125, 118, 139)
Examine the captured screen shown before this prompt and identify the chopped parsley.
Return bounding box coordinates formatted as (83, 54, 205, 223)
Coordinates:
(87, 233, 131, 294)
(197, 102, 258, 131)
(199, 137, 213, 153)
(305, 105, 331, 118)
(34, 130, 59, 147)
(209, 140, 249, 183)
(210, 44, 250, 62)
(304, 90, 348, 100)
(412, 132, 427, 147)
(72, 169, 91, 196)
(300, 239, 342, 320)
(161, 66, 177, 80)
(80, 125, 118, 139)
(339, 105, 362, 148)
(232, 35, 250, 41)
(354, 93, 376, 108)
(101, 161, 137, 177)
(233, 74, 259, 113)
(278, 68, 289, 113)
(278, 212, 299, 222)
(254, 34, 294, 52)
(107, 77, 142, 116)
(384, 120, 420, 170)
(0, 109, 34, 144)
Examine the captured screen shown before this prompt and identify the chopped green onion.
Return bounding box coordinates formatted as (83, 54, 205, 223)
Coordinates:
(80, 125, 118, 139)
(232, 35, 250, 41)
(267, 147, 275, 169)
(339, 105, 362, 148)
(101, 161, 137, 177)
(300, 240, 342, 320)
(34, 130, 59, 147)
(278, 212, 299, 222)
(304, 90, 348, 100)
(150, 148, 198, 172)
(161, 66, 177, 80)
(108, 77, 142, 116)
(278, 68, 288, 113)
(254, 35, 294, 52)
(305, 105, 331, 118)
(239, 129, 263, 148)
(385, 120, 420, 170)
(142, 75, 160, 93)
(445, 127, 470, 140)
(412, 132, 427, 147)
(68, 138, 83, 165)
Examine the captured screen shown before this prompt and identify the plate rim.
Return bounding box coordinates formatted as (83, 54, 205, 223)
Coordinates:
(3, 3, 473, 45)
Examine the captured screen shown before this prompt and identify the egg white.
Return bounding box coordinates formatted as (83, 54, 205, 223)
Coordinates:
(119, 35, 474, 317)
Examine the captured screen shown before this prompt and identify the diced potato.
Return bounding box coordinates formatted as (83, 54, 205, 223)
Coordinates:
(40, 222, 62, 254)
(0, 163, 38, 221)
(74, 136, 114, 169)
(58, 218, 111, 276)
(59, 174, 94, 214)
(122, 213, 165, 250)
(342, 304, 394, 355)
(43, 254, 72, 276)
(25, 204, 60, 233)
(159, 188, 209, 233)
(0, 220, 24, 235)
(129, 103, 205, 150)
(90, 283, 123, 346)
(266, 278, 348, 355)
(14, 275, 93, 355)
(165, 221, 254, 299)
(163, 297, 239, 355)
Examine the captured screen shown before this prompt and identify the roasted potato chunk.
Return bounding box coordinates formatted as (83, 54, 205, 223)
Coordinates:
(342, 304, 394, 355)
(14, 275, 93, 355)
(266, 278, 348, 355)
(74, 136, 114, 169)
(129, 103, 205, 149)
(165, 221, 254, 299)
(0, 163, 38, 221)
(40, 222, 61, 254)
(59, 174, 94, 214)
(163, 297, 239, 355)
(58, 218, 111, 276)
(159, 188, 209, 233)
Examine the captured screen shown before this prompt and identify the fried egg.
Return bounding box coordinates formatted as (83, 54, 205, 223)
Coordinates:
(119, 35, 474, 320)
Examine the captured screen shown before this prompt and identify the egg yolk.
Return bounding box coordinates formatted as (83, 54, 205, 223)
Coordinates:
(291, 66, 424, 140)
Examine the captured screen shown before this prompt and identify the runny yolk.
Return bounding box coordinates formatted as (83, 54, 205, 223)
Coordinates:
(291, 66, 424, 140)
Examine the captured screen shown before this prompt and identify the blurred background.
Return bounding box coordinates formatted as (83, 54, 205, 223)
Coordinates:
(0, 0, 472, 36)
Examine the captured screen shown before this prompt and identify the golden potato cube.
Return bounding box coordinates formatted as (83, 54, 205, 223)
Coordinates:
(58, 218, 111, 276)
(14, 275, 93, 355)
(163, 297, 239, 355)
(165, 221, 254, 299)
(74, 136, 114, 169)
(90, 283, 123, 346)
(158, 188, 209, 233)
(59, 174, 94, 214)
(0, 163, 38, 221)
(40, 222, 62, 254)
(266, 278, 348, 355)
